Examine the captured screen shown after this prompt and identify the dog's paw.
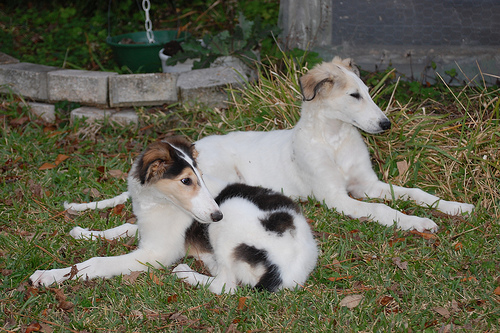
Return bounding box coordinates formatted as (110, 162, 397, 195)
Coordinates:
(29, 270, 59, 287)
(69, 227, 91, 239)
(438, 201, 474, 216)
(399, 216, 438, 233)
(172, 264, 193, 278)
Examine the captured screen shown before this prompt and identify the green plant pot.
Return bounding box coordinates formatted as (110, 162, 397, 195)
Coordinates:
(107, 30, 188, 73)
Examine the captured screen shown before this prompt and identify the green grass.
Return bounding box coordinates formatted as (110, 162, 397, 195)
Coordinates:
(1, 58, 499, 332)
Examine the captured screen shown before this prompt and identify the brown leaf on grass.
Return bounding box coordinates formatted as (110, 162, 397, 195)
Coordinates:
(122, 271, 142, 285)
(409, 230, 438, 240)
(377, 295, 400, 314)
(392, 257, 408, 270)
(433, 306, 451, 318)
(82, 188, 100, 198)
(460, 276, 478, 282)
(149, 272, 164, 286)
(49, 288, 74, 312)
(397, 160, 409, 176)
(38, 162, 56, 170)
(109, 169, 127, 180)
(10, 116, 29, 127)
(25, 322, 42, 333)
(54, 154, 69, 166)
(450, 299, 460, 313)
(494, 286, 500, 296)
(113, 204, 125, 216)
(237, 296, 248, 311)
(168, 294, 178, 303)
(454, 242, 463, 251)
(339, 294, 363, 309)
(389, 237, 406, 247)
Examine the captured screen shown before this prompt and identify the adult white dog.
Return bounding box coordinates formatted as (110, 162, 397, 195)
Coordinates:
(56, 57, 473, 233)
(195, 57, 474, 232)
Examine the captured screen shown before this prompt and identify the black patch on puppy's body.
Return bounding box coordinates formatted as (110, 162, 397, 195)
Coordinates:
(215, 184, 300, 214)
(260, 211, 295, 236)
(184, 221, 212, 254)
(233, 244, 282, 292)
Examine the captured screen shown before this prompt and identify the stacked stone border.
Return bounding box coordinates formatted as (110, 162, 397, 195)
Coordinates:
(0, 53, 249, 125)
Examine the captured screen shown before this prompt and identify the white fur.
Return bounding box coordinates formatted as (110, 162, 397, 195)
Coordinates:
(194, 58, 474, 232)
(30, 140, 317, 294)
(175, 195, 317, 294)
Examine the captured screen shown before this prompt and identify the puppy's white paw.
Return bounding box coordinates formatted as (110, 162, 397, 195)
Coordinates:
(172, 264, 193, 278)
(399, 216, 438, 233)
(30, 270, 59, 287)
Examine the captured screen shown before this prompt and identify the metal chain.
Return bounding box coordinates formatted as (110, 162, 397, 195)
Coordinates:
(142, 0, 155, 43)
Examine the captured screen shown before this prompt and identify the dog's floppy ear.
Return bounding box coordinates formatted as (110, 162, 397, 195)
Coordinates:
(136, 141, 174, 184)
(190, 144, 199, 159)
(299, 71, 334, 102)
(342, 58, 360, 77)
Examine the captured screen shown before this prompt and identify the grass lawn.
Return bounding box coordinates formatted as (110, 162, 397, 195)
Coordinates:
(1, 57, 499, 332)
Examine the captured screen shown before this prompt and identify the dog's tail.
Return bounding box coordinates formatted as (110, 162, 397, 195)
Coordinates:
(64, 192, 130, 212)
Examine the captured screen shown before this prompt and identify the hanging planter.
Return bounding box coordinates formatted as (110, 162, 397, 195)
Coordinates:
(106, 0, 188, 73)
(107, 30, 188, 73)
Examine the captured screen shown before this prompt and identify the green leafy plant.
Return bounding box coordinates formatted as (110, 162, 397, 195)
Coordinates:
(164, 14, 279, 69)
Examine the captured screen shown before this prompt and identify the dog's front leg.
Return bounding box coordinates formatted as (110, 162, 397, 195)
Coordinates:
(70, 223, 139, 240)
(362, 181, 474, 215)
(323, 193, 439, 232)
(30, 248, 164, 287)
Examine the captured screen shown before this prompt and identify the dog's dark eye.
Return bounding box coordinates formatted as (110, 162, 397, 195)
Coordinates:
(350, 92, 361, 99)
(181, 178, 192, 185)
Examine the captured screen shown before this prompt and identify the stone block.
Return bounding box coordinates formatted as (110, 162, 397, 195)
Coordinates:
(109, 109, 139, 126)
(177, 65, 248, 108)
(70, 107, 113, 124)
(28, 102, 56, 123)
(109, 73, 178, 107)
(0, 62, 59, 100)
(0, 52, 19, 65)
(48, 69, 116, 106)
(70, 107, 138, 126)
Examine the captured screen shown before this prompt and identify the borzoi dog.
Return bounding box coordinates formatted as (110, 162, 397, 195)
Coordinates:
(195, 57, 474, 232)
(51, 57, 473, 233)
(30, 137, 318, 294)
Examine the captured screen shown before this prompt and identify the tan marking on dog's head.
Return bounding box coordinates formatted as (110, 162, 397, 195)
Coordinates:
(153, 167, 200, 213)
(300, 57, 360, 101)
(134, 136, 222, 223)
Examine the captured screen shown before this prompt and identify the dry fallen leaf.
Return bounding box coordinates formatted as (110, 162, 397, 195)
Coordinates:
(54, 154, 69, 166)
(397, 160, 409, 175)
(38, 162, 56, 170)
(109, 169, 127, 180)
(409, 230, 438, 240)
(392, 257, 408, 270)
(433, 306, 451, 318)
(494, 286, 500, 296)
(339, 294, 363, 309)
(149, 272, 164, 286)
(25, 322, 42, 333)
(122, 271, 142, 285)
(237, 296, 248, 310)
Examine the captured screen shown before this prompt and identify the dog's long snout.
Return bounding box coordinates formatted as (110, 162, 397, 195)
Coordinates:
(379, 119, 392, 131)
(211, 210, 223, 222)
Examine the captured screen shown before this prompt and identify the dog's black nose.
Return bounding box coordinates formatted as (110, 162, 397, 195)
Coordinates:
(379, 119, 392, 131)
(211, 211, 223, 222)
